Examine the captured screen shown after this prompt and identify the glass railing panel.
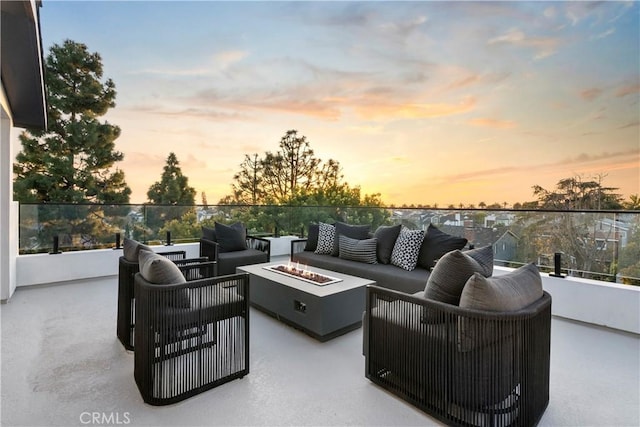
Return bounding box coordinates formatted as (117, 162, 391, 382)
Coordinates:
(17, 203, 639, 286)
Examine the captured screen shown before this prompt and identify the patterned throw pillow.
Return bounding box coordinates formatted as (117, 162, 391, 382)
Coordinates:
(314, 222, 335, 255)
(390, 227, 425, 271)
(339, 235, 377, 264)
(331, 222, 371, 256)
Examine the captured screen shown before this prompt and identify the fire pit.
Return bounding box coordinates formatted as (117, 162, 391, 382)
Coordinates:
(263, 263, 342, 286)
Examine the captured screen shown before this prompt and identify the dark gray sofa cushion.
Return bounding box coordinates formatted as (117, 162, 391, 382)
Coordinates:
(417, 224, 467, 270)
(373, 224, 401, 264)
(219, 248, 268, 276)
(304, 223, 320, 251)
(292, 251, 429, 294)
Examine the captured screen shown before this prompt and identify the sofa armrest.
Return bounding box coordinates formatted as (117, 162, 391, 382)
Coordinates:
(199, 238, 219, 262)
(290, 239, 307, 261)
(247, 235, 271, 261)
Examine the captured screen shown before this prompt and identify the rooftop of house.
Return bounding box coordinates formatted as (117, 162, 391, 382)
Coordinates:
(1, 271, 638, 427)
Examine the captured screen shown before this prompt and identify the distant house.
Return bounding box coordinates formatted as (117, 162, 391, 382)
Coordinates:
(494, 231, 519, 265)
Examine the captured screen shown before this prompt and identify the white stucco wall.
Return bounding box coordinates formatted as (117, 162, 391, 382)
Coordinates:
(15, 242, 200, 286)
(0, 85, 19, 302)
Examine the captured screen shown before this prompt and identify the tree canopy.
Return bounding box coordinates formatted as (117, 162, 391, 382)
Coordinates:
(14, 39, 131, 204)
(530, 174, 623, 210)
(222, 129, 376, 207)
(147, 152, 196, 205)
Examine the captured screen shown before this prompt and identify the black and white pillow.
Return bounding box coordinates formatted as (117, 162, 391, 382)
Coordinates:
(314, 222, 335, 255)
(390, 227, 425, 271)
(339, 235, 377, 264)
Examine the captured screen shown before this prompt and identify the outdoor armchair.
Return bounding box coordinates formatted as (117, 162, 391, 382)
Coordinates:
(117, 251, 215, 350)
(200, 223, 270, 276)
(134, 271, 249, 405)
(364, 285, 551, 427)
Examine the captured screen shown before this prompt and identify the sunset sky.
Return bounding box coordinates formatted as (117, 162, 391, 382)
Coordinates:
(40, 1, 639, 207)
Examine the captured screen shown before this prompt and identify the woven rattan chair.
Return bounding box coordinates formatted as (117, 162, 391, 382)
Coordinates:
(134, 272, 249, 405)
(117, 251, 214, 350)
(364, 285, 551, 427)
(200, 235, 270, 276)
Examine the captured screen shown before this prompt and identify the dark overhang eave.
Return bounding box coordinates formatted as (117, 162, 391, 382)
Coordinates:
(1, 0, 47, 130)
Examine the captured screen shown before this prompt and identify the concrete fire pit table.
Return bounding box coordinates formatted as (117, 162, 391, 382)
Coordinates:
(237, 262, 374, 341)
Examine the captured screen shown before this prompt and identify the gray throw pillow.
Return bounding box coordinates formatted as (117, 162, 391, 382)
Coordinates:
(123, 237, 152, 262)
(339, 235, 377, 264)
(373, 224, 401, 264)
(138, 250, 190, 308)
(314, 222, 335, 255)
(390, 227, 425, 271)
(215, 222, 247, 253)
(331, 222, 371, 256)
(460, 263, 542, 312)
(465, 245, 494, 277)
(417, 224, 467, 270)
(424, 249, 486, 305)
(458, 263, 543, 351)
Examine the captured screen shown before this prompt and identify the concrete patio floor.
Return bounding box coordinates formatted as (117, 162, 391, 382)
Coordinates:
(1, 275, 639, 427)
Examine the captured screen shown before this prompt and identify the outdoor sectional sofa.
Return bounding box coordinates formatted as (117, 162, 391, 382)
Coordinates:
(291, 222, 471, 294)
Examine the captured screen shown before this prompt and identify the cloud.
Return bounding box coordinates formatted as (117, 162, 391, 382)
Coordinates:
(580, 88, 603, 101)
(488, 27, 561, 59)
(616, 83, 640, 97)
(352, 96, 476, 120)
(468, 118, 517, 129)
(591, 27, 616, 40)
(213, 50, 248, 69)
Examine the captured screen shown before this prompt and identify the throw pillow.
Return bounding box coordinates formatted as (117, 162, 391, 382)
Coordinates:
(417, 224, 467, 270)
(373, 224, 401, 264)
(215, 222, 247, 253)
(304, 223, 320, 252)
(123, 237, 152, 262)
(338, 235, 377, 264)
(331, 222, 371, 256)
(314, 222, 335, 255)
(424, 249, 486, 305)
(458, 263, 543, 352)
(201, 226, 216, 242)
(465, 245, 494, 277)
(390, 227, 425, 271)
(460, 263, 542, 312)
(138, 250, 190, 308)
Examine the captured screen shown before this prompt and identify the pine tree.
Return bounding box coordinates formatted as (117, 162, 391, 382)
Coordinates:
(147, 153, 196, 205)
(146, 153, 196, 237)
(13, 40, 131, 204)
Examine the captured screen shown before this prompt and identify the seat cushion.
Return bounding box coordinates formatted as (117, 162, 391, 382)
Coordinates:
(218, 248, 269, 276)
